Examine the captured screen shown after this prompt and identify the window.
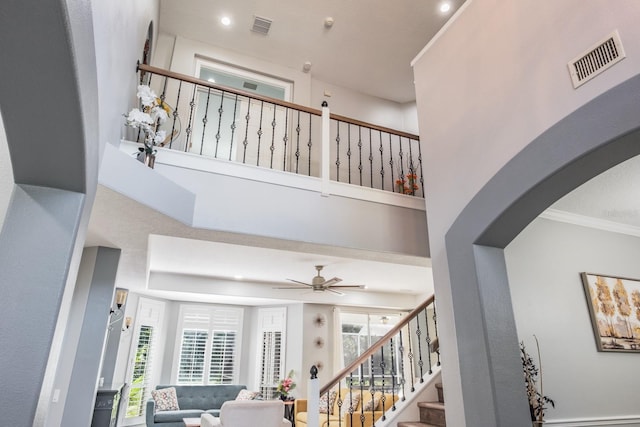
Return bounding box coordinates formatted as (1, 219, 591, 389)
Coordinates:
(257, 307, 287, 399)
(124, 298, 165, 425)
(173, 305, 243, 385)
(341, 312, 402, 389)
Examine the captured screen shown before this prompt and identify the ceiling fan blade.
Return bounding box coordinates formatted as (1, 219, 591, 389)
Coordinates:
(286, 279, 313, 287)
(273, 285, 312, 290)
(327, 284, 366, 289)
(323, 277, 342, 287)
(326, 288, 345, 296)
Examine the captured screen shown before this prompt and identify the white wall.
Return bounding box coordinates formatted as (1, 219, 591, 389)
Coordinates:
(505, 218, 640, 423)
(154, 34, 416, 134)
(412, 1, 640, 425)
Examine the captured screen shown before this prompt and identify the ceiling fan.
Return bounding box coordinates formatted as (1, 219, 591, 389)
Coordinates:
(274, 265, 366, 296)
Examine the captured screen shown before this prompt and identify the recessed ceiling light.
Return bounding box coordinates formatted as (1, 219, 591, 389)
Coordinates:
(439, 2, 452, 13)
(221, 16, 231, 26)
(234, 275, 243, 280)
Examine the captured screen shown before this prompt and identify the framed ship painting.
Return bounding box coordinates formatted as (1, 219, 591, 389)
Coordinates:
(580, 272, 640, 352)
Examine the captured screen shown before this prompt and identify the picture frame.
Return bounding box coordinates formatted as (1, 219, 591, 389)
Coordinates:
(580, 272, 640, 352)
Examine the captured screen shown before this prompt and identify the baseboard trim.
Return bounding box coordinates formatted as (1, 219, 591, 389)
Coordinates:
(545, 415, 640, 426)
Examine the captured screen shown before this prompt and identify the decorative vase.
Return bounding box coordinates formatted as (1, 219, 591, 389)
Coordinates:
(280, 394, 288, 401)
(144, 151, 156, 168)
(533, 420, 545, 427)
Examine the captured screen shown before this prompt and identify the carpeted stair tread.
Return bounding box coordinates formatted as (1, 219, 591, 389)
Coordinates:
(418, 401, 445, 410)
(397, 422, 440, 427)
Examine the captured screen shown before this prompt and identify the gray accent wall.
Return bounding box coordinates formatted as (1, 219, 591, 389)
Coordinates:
(505, 218, 640, 421)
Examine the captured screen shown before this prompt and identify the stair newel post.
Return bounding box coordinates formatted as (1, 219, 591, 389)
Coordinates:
(307, 365, 319, 427)
(424, 306, 433, 375)
(321, 100, 330, 196)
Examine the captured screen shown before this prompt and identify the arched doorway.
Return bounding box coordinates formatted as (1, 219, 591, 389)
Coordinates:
(445, 73, 640, 426)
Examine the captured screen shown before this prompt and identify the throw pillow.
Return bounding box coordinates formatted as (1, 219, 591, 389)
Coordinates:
(151, 387, 180, 412)
(236, 389, 260, 400)
(339, 393, 361, 418)
(363, 396, 380, 411)
(318, 390, 337, 414)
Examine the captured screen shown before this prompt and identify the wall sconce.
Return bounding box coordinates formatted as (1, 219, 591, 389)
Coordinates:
(122, 316, 133, 332)
(108, 289, 128, 330)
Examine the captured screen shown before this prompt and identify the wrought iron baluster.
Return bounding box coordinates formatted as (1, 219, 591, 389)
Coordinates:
(295, 111, 301, 174)
(282, 107, 289, 171)
(184, 84, 197, 152)
(242, 99, 251, 163)
(390, 337, 397, 411)
(424, 307, 433, 375)
(256, 101, 264, 166)
(415, 311, 425, 382)
(388, 133, 395, 194)
(398, 330, 407, 401)
(406, 318, 416, 392)
(200, 88, 212, 156)
(347, 125, 352, 184)
(380, 345, 386, 421)
(369, 355, 375, 426)
(168, 81, 182, 149)
(335, 120, 341, 181)
(229, 94, 238, 161)
(307, 115, 312, 176)
(417, 138, 424, 197)
(379, 130, 385, 191)
(368, 128, 373, 188)
(214, 91, 225, 158)
(433, 303, 441, 366)
(336, 381, 343, 427)
(359, 364, 366, 427)
(269, 106, 276, 169)
(358, 126, 363, 186)
(347, 372, 355, 427)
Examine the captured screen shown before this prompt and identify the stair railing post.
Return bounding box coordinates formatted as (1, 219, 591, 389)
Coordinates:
(307, 365, 320, 427)
(321, 101, 330, 196)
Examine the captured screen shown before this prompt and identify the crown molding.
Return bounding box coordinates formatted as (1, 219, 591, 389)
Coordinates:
(540, 209, 640, 238)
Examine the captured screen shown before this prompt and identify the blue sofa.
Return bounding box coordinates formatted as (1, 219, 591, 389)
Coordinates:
(146, 384, 247, 427)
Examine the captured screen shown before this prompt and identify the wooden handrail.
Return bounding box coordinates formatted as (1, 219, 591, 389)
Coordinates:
(137, 63, 419, 142)
(320, 295, 435, 396)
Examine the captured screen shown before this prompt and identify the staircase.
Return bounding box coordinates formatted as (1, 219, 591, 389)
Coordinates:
(398, 382, 446, 427)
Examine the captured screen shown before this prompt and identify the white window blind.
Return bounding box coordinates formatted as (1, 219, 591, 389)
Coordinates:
(125, 324, 154, 418)
(257, 307, 286, 399)
(174, 305, 243, 385)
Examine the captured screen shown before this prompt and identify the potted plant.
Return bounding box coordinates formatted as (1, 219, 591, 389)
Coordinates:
(520, 336, 555, 426)
(124, 85, 170, 168)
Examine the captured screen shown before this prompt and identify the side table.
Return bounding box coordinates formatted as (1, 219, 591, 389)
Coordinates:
(283, 400, 295, 426)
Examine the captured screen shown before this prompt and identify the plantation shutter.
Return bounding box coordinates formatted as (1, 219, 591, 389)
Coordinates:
(209, 308, 241, 384)
(257, 307, 286, 399)
(124, 298, 165, 425)
(177, 311, 210, 384)
(125, 324, 154, 418)
(174, 305, 243, 385)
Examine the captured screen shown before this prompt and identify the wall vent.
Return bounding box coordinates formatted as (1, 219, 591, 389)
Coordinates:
(568, 30, 625, 89)
(251, 15, 272, 35)
(243, 82, 258, 90)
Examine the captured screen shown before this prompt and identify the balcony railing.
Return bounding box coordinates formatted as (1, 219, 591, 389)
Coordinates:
(135, 63, 423, 198)
(295, 296, 440, 427)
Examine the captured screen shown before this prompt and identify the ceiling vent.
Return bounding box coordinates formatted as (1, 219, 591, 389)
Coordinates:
(243, 82, 258, 90)
(568, 30, 625, 89)
(251, 15, 272, 35)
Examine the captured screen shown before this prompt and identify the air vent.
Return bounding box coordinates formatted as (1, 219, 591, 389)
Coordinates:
(568, 30, 625, 89)
(251, 15, 272, 35)
(243, 82, 258, 90)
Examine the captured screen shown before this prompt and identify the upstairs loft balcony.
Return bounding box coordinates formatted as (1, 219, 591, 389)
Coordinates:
(110, 64, 428, 259)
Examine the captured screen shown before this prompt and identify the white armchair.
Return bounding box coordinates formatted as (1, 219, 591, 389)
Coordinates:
(201, 400, 291, 427)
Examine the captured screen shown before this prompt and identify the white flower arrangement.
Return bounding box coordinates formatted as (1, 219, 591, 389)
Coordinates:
(125, 85, 170, 156)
